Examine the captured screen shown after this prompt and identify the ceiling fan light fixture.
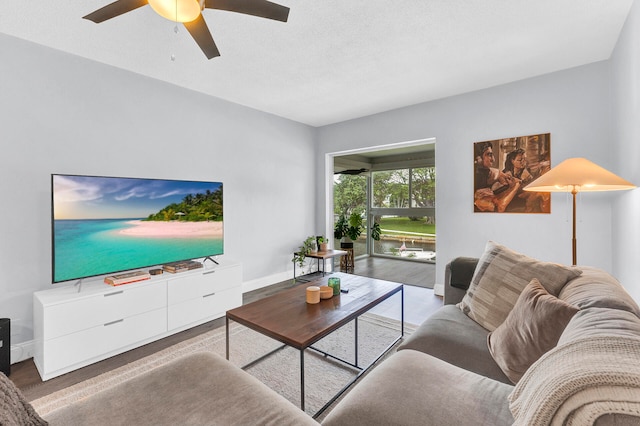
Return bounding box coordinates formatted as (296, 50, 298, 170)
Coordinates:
(148, 0, 201, 23)
(83, 0, 288, 59)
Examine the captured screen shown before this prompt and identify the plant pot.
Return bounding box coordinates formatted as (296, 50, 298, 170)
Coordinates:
(319, 243, 328, 252)
(340, 241, 353, 249)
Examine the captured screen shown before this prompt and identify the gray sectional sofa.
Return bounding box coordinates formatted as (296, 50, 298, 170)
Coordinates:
(323, 242, 640, 425)
(1, 350, 318, 426)
(4, 241, 640, 425)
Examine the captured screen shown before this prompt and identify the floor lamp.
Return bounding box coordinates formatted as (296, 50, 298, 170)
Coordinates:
(523, 157, 635, 266)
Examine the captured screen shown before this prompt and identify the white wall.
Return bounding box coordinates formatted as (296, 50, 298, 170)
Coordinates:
(317, 62, 616, 288)
(4, 14, 639, 348)
(0, 34, 317, 345)
(611, 0, 640, 301)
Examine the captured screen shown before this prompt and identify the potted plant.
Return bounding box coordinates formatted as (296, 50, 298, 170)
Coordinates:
(316, 236, 328, 252)
(371, 221, 381, 241)
(334, 212, 364, 248)
(292, 236, 316, 270)
(334, 214, 350, 247)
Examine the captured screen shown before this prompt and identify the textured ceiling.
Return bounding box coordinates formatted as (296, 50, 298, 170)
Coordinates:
(0, 0, 633, 126)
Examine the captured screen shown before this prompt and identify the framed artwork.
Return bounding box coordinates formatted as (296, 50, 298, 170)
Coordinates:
(474, 133, 551, 213)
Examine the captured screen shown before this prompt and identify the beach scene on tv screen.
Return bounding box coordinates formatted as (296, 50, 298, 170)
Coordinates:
(52, 175, 223, 283)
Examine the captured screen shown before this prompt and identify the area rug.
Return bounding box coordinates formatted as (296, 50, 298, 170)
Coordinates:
(31, 314, 415, 419)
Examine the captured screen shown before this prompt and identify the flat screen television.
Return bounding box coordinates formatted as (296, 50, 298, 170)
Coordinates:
(51, 174, 223, 284)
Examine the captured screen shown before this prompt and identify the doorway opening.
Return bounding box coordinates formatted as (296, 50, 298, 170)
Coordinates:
(330, 140, 436, 264)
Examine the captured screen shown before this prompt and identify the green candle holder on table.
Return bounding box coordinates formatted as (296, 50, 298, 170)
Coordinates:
(328, 277, 341, 296)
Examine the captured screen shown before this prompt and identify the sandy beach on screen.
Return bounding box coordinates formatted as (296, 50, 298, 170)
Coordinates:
(119, 220, 223, 238)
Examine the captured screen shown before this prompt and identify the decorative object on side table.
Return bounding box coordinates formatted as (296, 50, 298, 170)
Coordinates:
(316, 236, 328, 252)
(293, 236, 316, 271)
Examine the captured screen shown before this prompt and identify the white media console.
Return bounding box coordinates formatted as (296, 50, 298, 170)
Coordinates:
(33, 259, 242, 381)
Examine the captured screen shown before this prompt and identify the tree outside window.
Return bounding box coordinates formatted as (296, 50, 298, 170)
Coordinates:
(373, 167, 435, 208)
(333, 174, 367, 218)
(410, 167, 436, 208)
(333, 174, 368, 257)
(372, 169, 409, 208)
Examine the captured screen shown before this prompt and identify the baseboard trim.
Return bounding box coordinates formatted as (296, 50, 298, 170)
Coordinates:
(242, 271, 293, 293)
(11, 341, 35, 364)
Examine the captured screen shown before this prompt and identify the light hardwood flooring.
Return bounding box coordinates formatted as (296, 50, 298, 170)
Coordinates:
(12, 257, 442, 400)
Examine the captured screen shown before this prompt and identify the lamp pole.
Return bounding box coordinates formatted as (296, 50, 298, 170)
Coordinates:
(571, 186, 578, 266)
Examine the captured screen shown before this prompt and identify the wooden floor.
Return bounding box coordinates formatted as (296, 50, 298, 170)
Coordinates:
(12, 257, 442, 401)
(351, 256, 436, 289)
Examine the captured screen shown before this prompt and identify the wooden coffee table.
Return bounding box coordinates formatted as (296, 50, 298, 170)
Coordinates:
(225, 272, 404, 418)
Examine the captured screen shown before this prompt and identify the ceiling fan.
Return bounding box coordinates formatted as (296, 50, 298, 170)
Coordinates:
(334, 168, 369, 175)
(83, 0, 290, 59)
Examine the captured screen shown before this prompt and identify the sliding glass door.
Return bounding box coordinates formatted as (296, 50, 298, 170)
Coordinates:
(333, 165, 436, 263)
(371, 167, 435, 262)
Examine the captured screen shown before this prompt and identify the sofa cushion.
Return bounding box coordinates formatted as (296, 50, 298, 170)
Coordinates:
(397, 304, 511, 384)
(43, 352, 318, 426)
(558, 266, 640, 316)
(558, 307, 640, 346)
(458, 241, 581, 331)
(488, 279, 579, 384)
(321, 349, 514, 426)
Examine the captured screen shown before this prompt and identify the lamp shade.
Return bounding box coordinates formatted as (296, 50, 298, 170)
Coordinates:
(523, 157, 636, 193)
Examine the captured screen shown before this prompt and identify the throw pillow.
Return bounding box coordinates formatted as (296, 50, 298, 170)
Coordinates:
(457, 241, 581, 331)
(487, 278, 579, 384)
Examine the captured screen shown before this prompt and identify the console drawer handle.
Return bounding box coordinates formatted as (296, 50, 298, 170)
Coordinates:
(203, 270, 216, 275)
(203, 292, 216, 298)
(104, 319, 124, 326)
(104, 291, 124, 297)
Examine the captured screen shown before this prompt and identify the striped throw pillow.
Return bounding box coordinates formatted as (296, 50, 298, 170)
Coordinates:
(457, 241, 581, 331)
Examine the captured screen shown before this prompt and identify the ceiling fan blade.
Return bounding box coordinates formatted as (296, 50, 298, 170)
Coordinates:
(83, 0, 149, 23)
(205, 0, 289, 22)
(184, 15, 221, 59)
(336, 169, 368, 175)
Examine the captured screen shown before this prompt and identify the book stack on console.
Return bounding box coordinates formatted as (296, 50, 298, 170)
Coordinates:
(104, 271, 151, 286)
(163, 260, 203, 273)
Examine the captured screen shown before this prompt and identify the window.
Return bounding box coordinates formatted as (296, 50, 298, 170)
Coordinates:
(371, 166, 436, 262)
(372, 169, 409, 208)
(372, 216, 435, 261)
(410, 167, 436, 208)
(373, 167, 435, 208)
